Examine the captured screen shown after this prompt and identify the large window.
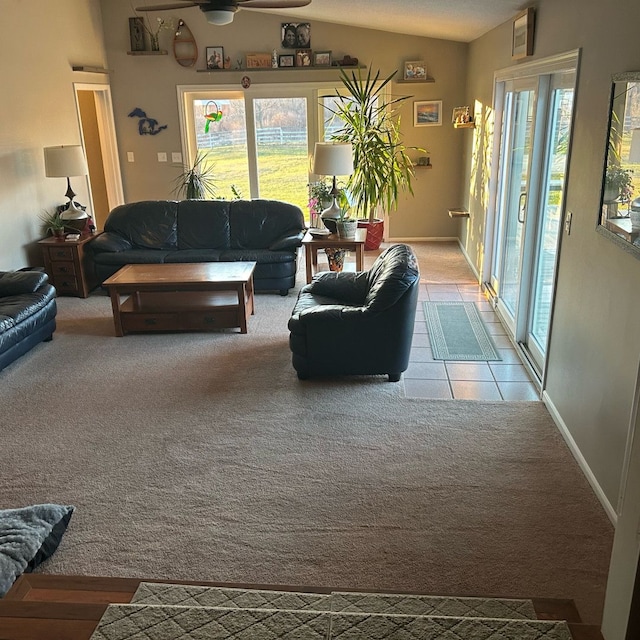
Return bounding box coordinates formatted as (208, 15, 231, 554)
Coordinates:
(178, 81, 387, 221)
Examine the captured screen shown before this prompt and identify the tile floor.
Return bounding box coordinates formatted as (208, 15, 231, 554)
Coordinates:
(405, 283, 540, 401)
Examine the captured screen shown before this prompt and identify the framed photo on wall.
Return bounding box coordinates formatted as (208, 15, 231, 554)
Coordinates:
(512, 7, 534, 59)
(281, 22, 311, 49)
(206, 46, 224, 69)
(414, 100, 442, 127)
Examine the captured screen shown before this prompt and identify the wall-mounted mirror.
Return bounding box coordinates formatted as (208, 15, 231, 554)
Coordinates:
(598, 72, 640, 258)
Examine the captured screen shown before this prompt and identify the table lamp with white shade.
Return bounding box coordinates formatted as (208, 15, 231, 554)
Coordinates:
(312, 142, 353, 232)
(43, 145, 89, 231)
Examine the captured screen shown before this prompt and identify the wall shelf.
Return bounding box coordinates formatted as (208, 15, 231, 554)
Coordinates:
(448, 208, 470, 218)
(71, 65, 110, 73)
(196, 65, 366, 73)
(453, 122, 475, 129)
(127, 50, 168, 56)
(396, 77, 435, 84)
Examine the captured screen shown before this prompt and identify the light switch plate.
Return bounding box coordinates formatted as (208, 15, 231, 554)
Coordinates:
(127, 152, 134, 163)
(565, 210, 573, 234)
(157, 152, 167, 163)
(171, 152, 182, 164)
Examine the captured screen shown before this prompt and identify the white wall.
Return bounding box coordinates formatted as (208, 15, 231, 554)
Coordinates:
(0, 0, 107, 269)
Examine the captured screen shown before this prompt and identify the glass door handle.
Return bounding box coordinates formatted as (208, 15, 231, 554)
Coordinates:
(518, 192, 527, 223)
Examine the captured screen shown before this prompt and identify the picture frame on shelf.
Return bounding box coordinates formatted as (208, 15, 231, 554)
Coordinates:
(403, 60, 427, 81)
(313, 50, 331, 67)
(295, 49, 312, 67)
(206, 46, 224, 70)
(246, 52, 272, 68)
(452, 106, 472, 125)
(278, 54, 295, 68)
(414, 100, 442, 127)
(512, 7, 534, 59)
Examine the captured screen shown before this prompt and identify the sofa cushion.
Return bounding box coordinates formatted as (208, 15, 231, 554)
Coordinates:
(177, 200, 230, 250)
(229, 200, 305, 249)
(219, 249, 296, 264)
(0, 504, 74, 597)
(105, 201, 178, 250)
(0, 271, 48, 297)
(164, 250, 223, 263)
(91, 249, 172, 265)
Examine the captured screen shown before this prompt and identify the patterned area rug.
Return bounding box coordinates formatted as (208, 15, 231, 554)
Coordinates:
(89, 585, 572, 639)
(424, 301, 501, 361)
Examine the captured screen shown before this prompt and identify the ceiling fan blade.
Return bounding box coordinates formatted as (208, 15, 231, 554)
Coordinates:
(135, 2, 200, 10)
(239, 0, 311, 8)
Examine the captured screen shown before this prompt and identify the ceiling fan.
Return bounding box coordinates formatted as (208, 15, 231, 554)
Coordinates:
(135, 0, 311, 26)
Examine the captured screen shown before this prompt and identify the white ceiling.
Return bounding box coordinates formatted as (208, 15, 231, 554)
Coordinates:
(249, 0, 526, 43)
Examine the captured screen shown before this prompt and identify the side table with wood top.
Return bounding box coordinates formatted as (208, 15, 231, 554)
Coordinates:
(302, 228, 366, 283)
(38, 234, 99, 298)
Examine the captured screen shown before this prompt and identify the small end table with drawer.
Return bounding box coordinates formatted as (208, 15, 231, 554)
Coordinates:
(38, 234, 99, 298)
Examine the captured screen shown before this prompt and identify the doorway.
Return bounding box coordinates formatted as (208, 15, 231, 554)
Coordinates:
(74, 83, 124, 230)
(486, 52, 578, 385)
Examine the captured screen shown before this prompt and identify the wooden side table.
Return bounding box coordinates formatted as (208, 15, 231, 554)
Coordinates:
(38, 234, 100, 298)
(302, 228, 366, 283)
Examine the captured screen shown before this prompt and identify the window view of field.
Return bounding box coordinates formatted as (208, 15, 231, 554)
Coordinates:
(193, 97, 311, 219)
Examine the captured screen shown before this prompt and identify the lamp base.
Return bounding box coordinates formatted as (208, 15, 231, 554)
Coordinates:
(320, 198, 341, 233)
(59, 199, 89, 232)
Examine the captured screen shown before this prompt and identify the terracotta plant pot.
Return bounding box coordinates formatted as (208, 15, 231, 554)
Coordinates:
(357, 219, 384, 250)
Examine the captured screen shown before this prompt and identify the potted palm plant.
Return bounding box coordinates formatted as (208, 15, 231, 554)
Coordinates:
(173, 150, 217, 200)
(39, 210, 66, 239)
(325, 67, 421, 249)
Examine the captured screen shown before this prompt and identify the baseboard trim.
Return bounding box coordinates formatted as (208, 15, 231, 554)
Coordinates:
(456, 239, 481, 282)
(543, 391, 617, 525)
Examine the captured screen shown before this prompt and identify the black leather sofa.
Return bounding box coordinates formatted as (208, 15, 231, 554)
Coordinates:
(0, 271, 57, 372)
(288, 244, 420, 381)
(88, 199, 306, 295)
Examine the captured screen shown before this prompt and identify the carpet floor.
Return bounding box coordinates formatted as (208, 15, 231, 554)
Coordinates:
(0, 242, 612, 625)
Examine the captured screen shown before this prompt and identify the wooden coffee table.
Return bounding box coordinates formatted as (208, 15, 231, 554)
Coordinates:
(103, 262, 256, 336)
(302, 228, 366, 283)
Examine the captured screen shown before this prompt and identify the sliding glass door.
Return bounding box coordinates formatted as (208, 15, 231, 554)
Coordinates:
(490, 64, 577, 379)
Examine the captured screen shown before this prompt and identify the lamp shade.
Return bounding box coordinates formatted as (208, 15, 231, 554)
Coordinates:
(43, 145, 87, 178)
(629, 129, 640, 164)
(313, 142, 353, 176)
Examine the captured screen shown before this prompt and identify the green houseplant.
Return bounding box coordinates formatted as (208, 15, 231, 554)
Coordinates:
(325, 67, 421, 248)
(173, 150, 217, 200)
(39, 210, 65, 239)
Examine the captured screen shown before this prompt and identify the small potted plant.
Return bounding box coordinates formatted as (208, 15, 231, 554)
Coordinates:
(173, 151, 217, 200)
(308, 180, 333, 228)
(39, 210, 65, 239)
(336, 191, 357, 239)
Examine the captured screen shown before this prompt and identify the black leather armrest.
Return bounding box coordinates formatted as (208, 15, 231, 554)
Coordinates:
(0, 271, 49, 296)
(289, 303, 365, 330)
(269, 230, 305, 251)
(87, 232, 133, 253)
(306, 271, 370, 304)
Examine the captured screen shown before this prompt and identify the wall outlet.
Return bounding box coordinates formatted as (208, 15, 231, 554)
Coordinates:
(171, 152, 182, 164)
(565, 210, 573, 234)
(157, 152, 167, 163)
(127, 152, 134, 163)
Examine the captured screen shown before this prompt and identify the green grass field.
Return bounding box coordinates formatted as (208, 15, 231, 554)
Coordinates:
(200, 145, 311, 219)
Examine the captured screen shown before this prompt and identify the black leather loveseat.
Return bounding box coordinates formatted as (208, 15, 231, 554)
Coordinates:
(288, 244, 420, 381)
(88, 199, 306, 295)
(0, 270, 57, 372)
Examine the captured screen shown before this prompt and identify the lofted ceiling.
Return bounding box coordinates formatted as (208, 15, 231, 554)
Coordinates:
(250, 0, 527, 43)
